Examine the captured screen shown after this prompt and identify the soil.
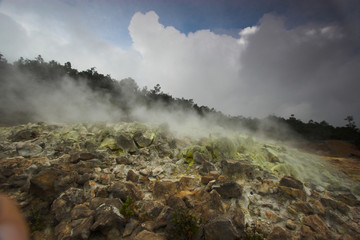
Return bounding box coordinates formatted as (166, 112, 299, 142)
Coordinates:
(291, 140, 360, 182)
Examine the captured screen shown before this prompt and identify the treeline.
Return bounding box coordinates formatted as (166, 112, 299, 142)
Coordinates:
(0, 54, 359, 147)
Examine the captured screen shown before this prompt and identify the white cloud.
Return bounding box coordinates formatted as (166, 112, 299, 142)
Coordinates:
(129, 11, 360, 125)
(0, 0, 359, 126)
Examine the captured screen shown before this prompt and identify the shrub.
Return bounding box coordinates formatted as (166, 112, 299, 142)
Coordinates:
(120, 196, 135, 220)
(171, 208, 202, 240)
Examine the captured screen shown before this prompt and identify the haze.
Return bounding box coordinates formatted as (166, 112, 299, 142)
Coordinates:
(0, 0, 359, 126)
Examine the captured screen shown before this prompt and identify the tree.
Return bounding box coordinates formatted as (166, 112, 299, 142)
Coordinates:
(344, 116, 357, 129)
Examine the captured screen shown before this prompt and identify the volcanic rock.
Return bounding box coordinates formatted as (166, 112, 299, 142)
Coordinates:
(211, 181, 242, 199)
(204, 215, 240, 240)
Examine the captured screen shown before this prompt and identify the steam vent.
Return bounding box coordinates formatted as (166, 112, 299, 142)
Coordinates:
(1, 122, 360, 240)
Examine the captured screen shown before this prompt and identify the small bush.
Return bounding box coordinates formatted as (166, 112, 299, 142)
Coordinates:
(120, 196, 135, 219)
(171, 208, 202, 240)
(28, 209, 44, 232)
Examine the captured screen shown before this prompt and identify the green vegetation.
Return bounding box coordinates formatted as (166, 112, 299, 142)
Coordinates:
(28, 209, 45, 232)
(120, 196, 135, 220)
(171, 208, 202, 240)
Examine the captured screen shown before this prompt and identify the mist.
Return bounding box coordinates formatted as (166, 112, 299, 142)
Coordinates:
(0, 69, 123, 124)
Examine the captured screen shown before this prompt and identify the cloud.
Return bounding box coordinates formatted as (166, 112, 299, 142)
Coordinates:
(129, 11, 360, 125)
(0, 0, 141, 80)
(0, 0, 359, 126)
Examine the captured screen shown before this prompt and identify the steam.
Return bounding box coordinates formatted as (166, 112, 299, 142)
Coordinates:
(0, 71, 123, 124)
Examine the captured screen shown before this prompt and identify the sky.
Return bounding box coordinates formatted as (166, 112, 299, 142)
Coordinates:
(0, 0, 359, 126)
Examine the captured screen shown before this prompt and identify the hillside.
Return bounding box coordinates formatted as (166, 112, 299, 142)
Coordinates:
(1, 122, 359, 240)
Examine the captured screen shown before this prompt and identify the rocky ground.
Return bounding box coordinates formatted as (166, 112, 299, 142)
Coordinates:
(0, 122, 360, 240)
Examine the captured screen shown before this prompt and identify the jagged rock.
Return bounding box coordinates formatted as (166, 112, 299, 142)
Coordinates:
(152, 166, 164, 177)
(229, 206, 245, 232)
(279, 175, 304, 190)
(16, 142, 42, 157)
(89, 197, 108, 210)
(54, 221, 72, 240)
(293, 201, 314, 215)
(90, 202, 125, 233)
(211, 181, 242, 199)
(279, 186, 306, 200)
(199, 161, 216, 175)
(193, 151, 208, 164)
(321, 197, 350, 214)
(201, 175, 216, 185)
(126, 169, 139, 183)
(286, 219, 297, 230)
(139, 168, 150, 176)
(137, 200, 165, 218)
(70, 204, 93, 220)
(179, 176, 197, 190)
(70, 216, 94, 239)
(9, 129, 39, 142)
(134, 230, 166, 240)
(141, 220, 167, 232)
(107, 227, 122, 239)
(109, 181, 143, 201)
(267, 226, 289, 240)
(117, 133, 137, 153)
(264, 210, 283, 223)
(330, 192, 360, 207)
(166, 195, 187, 209)
(133, 131, 154, 148)
(204, 215, 240, 240)
(29, 168, 57, 200)
(69, 152, 96, 163)
(221, 159, 255, 179)
(123, 218, 139, 237)
(301, 214, 331, 240)
(153, 180, 178, 199)
(116, 155, 131, 164)
(51, 188, 87, 222)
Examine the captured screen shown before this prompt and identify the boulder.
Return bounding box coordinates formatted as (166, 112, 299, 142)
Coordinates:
(199, 161, 216, 175)
(134, 230, 166, 240)
(330, 192, 360, 207)
(279, 186, 306, 200)
(204, 215, 240, 240)
(90, 202, 125, 233)
(126, 169, 139, 183)
(221, 159, 255, 179)
(69, 152, 96, 163)
(70, 216, 94, 239)
(109, 181, 143, 202)
(320, 197, 350, 214)
(70, 204, 93, 220)
(51, 188, 86, 222)
(137, 200, 165, 219)
(123, 218, 139, 237)
(301, 215, 331, 240)
(211, 181, 242, 199)
(117, 133, 137, 153)
(293, 201, 314, 215)
(153, 180, 178, 199)
(9, 129, 39, 142)
(279, 176, 304, 190)
(267, 226, 289, 240)
(133, 131, 154, 148)
(16, 142, 42, 157)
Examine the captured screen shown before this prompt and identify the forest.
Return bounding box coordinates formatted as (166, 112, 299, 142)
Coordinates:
(1, 54, 359, 147)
